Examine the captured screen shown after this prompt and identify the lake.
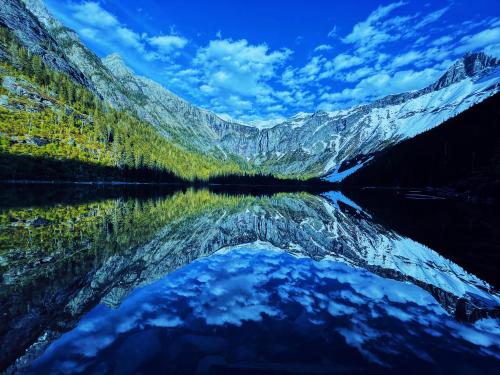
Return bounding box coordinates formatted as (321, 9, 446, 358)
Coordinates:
(1, 184, 499, 374)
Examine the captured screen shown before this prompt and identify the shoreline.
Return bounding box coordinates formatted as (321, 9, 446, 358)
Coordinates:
(0, 179, 337, 189)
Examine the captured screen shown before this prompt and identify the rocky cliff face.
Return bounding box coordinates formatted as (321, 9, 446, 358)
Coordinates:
(431, 52, 499, 90)
(0, 0, 90, 86)
(218, 52, 500, 179)
(100, 50, 500, 179)
(101, 53, 254, 155)
(13, 0, 255, 159)
(4, 0, 500, 179)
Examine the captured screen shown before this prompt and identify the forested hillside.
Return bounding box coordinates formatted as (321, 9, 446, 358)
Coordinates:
(0, 27, 253, 181)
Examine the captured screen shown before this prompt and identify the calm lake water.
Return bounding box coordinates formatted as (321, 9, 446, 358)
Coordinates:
(0, 185, 499, 374)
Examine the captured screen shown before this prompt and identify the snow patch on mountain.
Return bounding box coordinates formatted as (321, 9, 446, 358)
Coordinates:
(325, 157, 374, 182)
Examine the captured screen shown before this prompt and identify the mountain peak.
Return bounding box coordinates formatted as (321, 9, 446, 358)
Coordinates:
(102, 53, 134, 78)
(432, 52, 499, 90)
(21, 0, 62, 29)
(462, 52, 499, 76)
(103, 53, 125, 64)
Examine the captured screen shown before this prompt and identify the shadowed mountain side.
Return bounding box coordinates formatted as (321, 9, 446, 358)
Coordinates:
(0, 154, 335, 191)
(1, 190, 498, 372)
(343, 93, 500, 203)
(0, 153, 185, 183)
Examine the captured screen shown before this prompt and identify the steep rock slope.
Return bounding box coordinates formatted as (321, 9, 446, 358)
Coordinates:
(0, 0, 89, 86)
(17, 0, 251, 159)
(103, 49, 500, 180)
(101, 53, 255, 156)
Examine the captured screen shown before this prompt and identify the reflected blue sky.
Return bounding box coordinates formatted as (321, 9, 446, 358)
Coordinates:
(30, 247, 500, 374)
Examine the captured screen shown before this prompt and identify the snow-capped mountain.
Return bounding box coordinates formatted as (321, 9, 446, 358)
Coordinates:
(211, 52, 500, 180)
(4, 0, 500, 179)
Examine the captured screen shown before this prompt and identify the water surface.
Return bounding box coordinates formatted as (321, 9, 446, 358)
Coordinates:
(0, 185, 498, 374)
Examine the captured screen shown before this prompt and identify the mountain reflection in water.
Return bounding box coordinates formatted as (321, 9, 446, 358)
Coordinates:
(0, 186, 499, 374)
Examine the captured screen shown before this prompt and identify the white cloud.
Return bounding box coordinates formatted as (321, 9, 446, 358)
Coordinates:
(281, 55, 330, 89)
(45, 0, 500, 123)
(415, 7, 449, 29)
(226, 95, 253, 110)
(456, 27, 500, 54)
(345, 67, 374, 82)
(367, 1, 408, 22)
(331, 53, 364, 71)
(148, 35, 188, 52)
(200, 84, 216, 94)
(273, 0, 484, 116)
(391, 50, 422, 69)
(415, 35, 429, 46)
(342, 1, 407, 47)
(301, 56, 324, 76)
(327, 26, 338, 38)
(51, 0, 193, 64)
(115, 27, 143, 50)
(432, 35, 454, 46)
(314, 44, 333, 52)
(193, 39, 291, 98)
(282, 1, 482, 113)
(67, 1, 145, 53)
(79, 27, 98, 40)
(320, 67, 441, 106)
(275, 90, 295, 105)
(69, 1, 118, 28)
(172, 38, 295, 118)
(484, 44, 500, 59)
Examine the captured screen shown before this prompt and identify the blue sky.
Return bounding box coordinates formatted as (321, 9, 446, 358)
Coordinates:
(45, 0, 500, 125)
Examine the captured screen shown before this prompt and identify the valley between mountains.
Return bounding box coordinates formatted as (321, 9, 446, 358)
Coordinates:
(0, 0, 499, 187)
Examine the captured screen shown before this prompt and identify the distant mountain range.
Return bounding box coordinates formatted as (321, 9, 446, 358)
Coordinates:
(1, 0, 499, 181)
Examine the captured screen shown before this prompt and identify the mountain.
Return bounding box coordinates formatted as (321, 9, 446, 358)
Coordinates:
(100, 53, 254, 157)
(1, 0, 500, 181)
(344, 92, 500, 202)
(14, 0, 251, 160)
(100, 50, 500, 180)
(229, 52, 500, 180)
(0, 0, 89, 86)
(0, 0, 254, 181)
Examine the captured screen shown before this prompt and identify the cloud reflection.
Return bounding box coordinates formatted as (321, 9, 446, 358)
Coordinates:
(30, 246, 500, 374)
